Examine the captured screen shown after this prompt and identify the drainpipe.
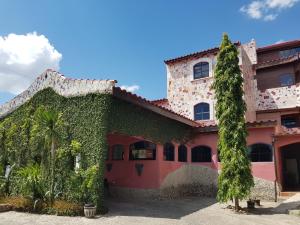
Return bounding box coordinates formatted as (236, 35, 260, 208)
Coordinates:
(272, 134, 278, 202)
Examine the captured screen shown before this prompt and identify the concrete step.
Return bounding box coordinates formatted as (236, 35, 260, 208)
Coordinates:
(279, 192, 299, 197)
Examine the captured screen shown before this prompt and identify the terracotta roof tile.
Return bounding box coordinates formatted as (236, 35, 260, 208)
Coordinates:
(257, 40, 300, 53)
(164, 42, 241, 64)
(256, 53, 300, 70)
(113, 87, 199, 126)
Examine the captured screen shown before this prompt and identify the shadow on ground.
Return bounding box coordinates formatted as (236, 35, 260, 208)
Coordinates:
(245, 200, 300, 215)
(105, 196, 217, 219)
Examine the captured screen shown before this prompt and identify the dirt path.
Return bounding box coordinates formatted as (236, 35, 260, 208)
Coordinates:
(0, 197, 299, 225)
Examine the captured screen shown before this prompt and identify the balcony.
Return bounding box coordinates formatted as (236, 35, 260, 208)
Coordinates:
(256, 84, 300, 111)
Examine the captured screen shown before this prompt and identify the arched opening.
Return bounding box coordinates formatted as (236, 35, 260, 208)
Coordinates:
(193, 62, 209, 79)
(178, 144, 187, 162)
(194, 102, 210, 121)
(280, 142, 300, 191)
(248, 143, 273, 162)
(163, 143, 175, 161)
(191, 146, 212, 162)
(129, 141, 156, 160)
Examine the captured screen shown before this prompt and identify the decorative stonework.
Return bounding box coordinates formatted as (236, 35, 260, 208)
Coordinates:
(165, 41, 257, 121)
(250, 177, 277, 201)
(0, 69, 116, 118)
(166, 53, 217, 120)
(256, 85, 300, 110)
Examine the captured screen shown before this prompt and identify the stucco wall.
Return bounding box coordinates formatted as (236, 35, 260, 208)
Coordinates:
(0, 69, 116, 118)
(240, 40, 258, 122)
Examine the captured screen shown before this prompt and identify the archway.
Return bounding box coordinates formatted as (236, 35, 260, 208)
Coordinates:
(280, 142, 300, 191)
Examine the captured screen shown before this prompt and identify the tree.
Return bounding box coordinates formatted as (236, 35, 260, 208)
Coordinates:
(212, 34, 254, 211)
(32, 107, 66, 205)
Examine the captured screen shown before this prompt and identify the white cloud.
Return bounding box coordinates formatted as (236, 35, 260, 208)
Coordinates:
(264, 13, 278, 20)
(266, 0, 299, 8)
(240, 0, 299, 21)
(0, 32, 62, 94)
(120, 85, 140, 93)
(275, 39, 285, 44)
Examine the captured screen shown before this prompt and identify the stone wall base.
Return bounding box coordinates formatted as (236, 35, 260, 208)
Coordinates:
(249, 177, 277, 201)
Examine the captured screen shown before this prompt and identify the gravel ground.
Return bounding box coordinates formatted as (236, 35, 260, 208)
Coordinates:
(0, 197, 299, 225)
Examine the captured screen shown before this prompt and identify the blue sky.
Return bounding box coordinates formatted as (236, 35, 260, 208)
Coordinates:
(0, 0, 300, 104)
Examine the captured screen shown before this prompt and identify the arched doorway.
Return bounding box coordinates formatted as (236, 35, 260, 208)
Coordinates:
(281, 142, 300, 191)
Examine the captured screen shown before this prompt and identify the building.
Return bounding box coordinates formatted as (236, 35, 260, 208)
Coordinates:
(1, 39, 300, 201)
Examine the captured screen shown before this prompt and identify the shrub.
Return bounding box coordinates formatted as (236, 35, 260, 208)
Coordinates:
(0, 196, 33, 212)
(44, 200, 83, 216)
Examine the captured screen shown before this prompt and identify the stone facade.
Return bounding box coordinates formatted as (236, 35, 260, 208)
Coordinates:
(0, 69, 116, 118)
(165, 41, 258, 122)
(166, 54, 217, 120)
(256, 84, 300, 111)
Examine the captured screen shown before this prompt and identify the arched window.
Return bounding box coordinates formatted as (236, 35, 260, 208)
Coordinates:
(129, 141, 156, 160)
(178, 145, 187, 162)
(164, 143, 175, 161)
(248, 143, 272, 162)
(194, 103, 210, 120)
(112, 144, 124, 160)
(192, 146, 212, 162)
(193, 62, 209, 79)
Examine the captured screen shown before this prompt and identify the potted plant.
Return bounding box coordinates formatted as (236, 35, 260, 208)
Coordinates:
(84, 203, 96, 218)
(247, 199, 255, 209)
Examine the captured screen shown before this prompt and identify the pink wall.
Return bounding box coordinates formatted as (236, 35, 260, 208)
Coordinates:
(274, 135, 300, 189)
(105, 127, 277, 190)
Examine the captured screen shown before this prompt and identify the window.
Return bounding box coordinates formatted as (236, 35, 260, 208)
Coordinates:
(279, 47, 300, 58)
(129, 141, 156, 160)
(112, 144, 124, 160)
(193, 62, 209, 79)
(178, 145, 187, 162)
(279, 74, 294, 87)
(217, 148, 221, 162)
(281, 115, 299, 128)
(248, 143, 272, 162)
(194, 103, 210, 120)
(191, 146, 212, 162)
(163, 143, 175, 161)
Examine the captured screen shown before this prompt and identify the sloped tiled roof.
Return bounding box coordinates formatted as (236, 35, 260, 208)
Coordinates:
(257, 40, 300, 53)
(164, 42, 241, 64)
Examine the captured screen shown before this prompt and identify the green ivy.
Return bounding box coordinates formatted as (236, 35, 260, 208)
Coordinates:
(0, 88, 191, 211)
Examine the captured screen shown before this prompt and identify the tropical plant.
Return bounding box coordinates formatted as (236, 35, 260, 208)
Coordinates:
(31, 107, 67, 205)
(212, 33, 254, 211)
(17, 164, 44, 200)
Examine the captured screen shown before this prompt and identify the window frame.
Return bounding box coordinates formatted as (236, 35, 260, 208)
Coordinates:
(191, 145, 212, 163)
(163, 143, 175, 161)
(178, 144, 187, 162)
(248, 143, 273, 162)
(279, 74, 295, 87)
(194, 102, 210, 121)
(193, 62, 210, 79)
(129, 141, 156, 160)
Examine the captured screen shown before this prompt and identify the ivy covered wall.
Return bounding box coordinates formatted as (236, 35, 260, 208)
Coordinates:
(0, 88, 191, 209)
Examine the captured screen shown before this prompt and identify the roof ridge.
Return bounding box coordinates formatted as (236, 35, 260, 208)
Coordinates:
(0, 70, 116, 118)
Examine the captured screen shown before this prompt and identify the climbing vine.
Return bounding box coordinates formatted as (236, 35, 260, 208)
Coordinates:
(0, 88, 191, 211)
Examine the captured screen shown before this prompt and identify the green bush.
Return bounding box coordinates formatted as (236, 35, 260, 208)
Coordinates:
(17, 164, 45, 200)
